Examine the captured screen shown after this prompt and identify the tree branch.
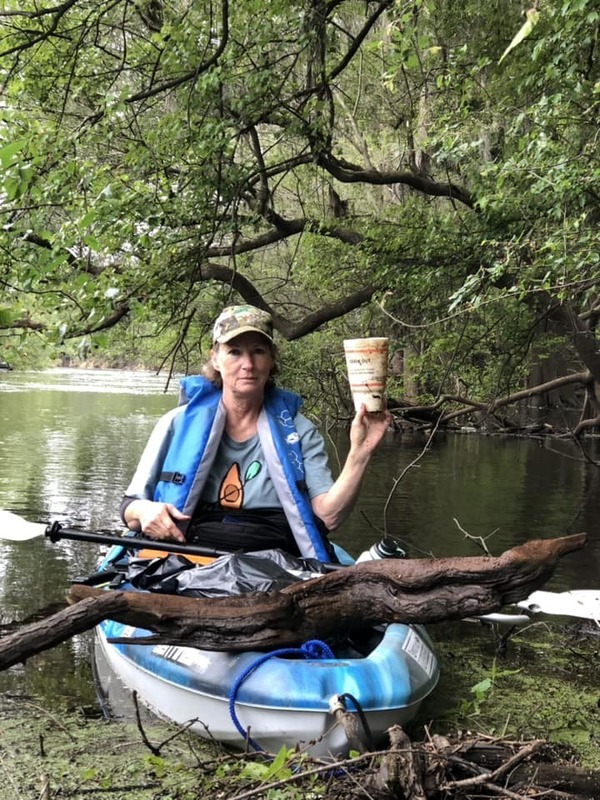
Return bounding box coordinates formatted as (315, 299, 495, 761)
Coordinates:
(439, 371, 592, 425)
(0, 533, 585, 668)
(317, 152, 474, 207)
(199, 262, 377, 339)
(203, 216, 363, 257)
(327, 1, 393, 82)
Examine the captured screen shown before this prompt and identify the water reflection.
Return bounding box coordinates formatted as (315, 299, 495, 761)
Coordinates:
(335, 431, 599, 589)
(0, 369, 176, 527)
(0, 369, 178, 707)
(0, 366, 175, 394)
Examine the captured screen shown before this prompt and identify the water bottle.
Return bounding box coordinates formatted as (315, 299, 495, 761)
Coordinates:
(355, 536, 407, 563)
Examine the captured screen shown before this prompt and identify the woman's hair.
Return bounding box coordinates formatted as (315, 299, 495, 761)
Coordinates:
(202, 341, 280, 389)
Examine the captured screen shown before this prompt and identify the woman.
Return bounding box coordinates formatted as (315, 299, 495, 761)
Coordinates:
(121, 304, 391, 561)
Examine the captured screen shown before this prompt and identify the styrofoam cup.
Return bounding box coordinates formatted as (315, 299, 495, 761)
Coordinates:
(343, 337, 389, 412)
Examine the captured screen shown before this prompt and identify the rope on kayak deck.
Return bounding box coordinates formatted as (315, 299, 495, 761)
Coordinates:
(228, 639, 335, 752)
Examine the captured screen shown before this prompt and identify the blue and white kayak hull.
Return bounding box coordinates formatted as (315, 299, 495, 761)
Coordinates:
(96, 618, 439, 757)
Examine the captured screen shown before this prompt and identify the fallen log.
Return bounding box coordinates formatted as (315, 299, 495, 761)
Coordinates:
(449, 737, 600, 797)
(365, 732, 600, 800)
(0, 594, 131, 671)
(0, 533, 586, 669)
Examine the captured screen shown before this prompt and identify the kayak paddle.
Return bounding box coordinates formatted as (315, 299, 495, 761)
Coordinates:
(0, 509, 246, 560)
(2, 510, 598, 619)
(0, 508, 343, 567)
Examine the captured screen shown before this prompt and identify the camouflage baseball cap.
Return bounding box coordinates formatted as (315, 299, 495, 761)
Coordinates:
(212, 305, 274, 344)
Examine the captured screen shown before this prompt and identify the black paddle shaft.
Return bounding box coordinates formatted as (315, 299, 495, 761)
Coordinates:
(45, 521, 231, 559)
(44, 521, 343, 569)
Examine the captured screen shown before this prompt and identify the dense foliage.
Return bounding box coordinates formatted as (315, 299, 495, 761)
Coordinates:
(1, 0, 600, 429)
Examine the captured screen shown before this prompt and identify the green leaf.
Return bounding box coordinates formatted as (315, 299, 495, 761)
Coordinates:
(471, 677, 493, 696)
(240, 761, 270, 780)
(79, 210, 97, 228)
(81, 767, 97, 780)
(0, 139, 26, 168)
(499, 8, 541, 65)
(262, 745, 293, 781)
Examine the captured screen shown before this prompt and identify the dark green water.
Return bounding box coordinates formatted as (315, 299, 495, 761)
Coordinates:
(0, 368, 598, 707)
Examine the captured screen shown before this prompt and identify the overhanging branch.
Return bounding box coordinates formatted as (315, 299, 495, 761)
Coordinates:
(203, 217, 363, 258)
(318, 153, 474, 207)
(199, 262, 377, 339)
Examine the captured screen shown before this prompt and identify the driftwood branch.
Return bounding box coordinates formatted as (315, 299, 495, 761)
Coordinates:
(0, 594, 130, 670)
(0, 533, 586, 670)
(371, 732, 600, 800)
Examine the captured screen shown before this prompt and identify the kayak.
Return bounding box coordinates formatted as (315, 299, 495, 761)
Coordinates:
(93, 544, 440, 757)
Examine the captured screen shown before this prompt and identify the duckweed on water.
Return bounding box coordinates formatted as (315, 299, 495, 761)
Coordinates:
(419, 619, 600, 769)
(0, 696, 247, 800)
(1, 622, 599, 798)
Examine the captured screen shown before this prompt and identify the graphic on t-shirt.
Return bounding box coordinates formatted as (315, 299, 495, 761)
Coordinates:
(219, 460, 262, 509)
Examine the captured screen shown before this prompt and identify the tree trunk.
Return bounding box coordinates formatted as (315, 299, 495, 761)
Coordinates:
(0, 594, 131, 671)
(0, 533, 585, 671)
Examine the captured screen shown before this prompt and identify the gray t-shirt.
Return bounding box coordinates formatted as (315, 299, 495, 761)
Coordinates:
(200, 414, 334, 510)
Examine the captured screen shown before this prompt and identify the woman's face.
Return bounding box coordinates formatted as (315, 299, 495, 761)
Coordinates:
(211, 332, 275, 400)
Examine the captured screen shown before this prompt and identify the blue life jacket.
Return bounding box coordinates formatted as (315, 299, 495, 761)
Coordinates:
(154, 376, 331, 562)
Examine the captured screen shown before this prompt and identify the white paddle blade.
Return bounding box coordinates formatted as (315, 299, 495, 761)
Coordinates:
(517, 589, 600, 622)
(0, 510, 48, 541)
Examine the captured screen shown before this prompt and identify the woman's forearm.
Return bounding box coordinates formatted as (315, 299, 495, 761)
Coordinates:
(311, 407, 392, 530)
(311, 448, 371, 530)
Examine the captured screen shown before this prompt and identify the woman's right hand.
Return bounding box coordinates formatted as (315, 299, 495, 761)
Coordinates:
(124, 499, 190, 543)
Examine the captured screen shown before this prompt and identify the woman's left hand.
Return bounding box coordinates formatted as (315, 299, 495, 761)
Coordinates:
(349, 404, 393, 455)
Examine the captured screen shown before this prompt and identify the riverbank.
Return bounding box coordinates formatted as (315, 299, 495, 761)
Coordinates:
(2, 621, 598, 799)
(425, 618, 600, 764)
